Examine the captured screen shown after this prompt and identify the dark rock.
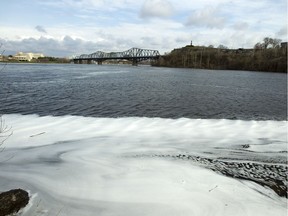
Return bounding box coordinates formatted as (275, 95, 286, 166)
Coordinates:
(0, 189, 29, 216)
(242, 144, 250, 148)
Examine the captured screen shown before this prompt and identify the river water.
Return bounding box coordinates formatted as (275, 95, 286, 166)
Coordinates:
(0, 63, 286, 120)
(0, 63, 287, 216)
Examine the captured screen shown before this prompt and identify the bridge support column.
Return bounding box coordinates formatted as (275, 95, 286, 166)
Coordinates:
(132, 59, 138, 66)
(97, 60, 103, 65)
(87, 60, 92, 64)
(74, 60, 78, 64)
(79, 60, 83, 64)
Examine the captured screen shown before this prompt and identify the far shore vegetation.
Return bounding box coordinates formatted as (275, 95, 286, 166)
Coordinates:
(152, 37, 287, 73)
(0, 55, 70, 64)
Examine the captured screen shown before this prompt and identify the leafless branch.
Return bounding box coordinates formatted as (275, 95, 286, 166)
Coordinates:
(0, 115, 13, 148)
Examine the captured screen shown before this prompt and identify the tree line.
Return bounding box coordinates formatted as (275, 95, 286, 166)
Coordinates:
(0, 55, 70, 64)
(152, 38, 287, 73)
(32, 56, 70, 63)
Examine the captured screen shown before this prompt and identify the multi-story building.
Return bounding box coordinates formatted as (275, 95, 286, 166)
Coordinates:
(13, 52, 44, 61)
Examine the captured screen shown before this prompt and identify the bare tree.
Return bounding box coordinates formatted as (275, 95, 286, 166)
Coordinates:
(254, 42, 264, 50)
(0, 43, 7, 72)
(0, 116, 12, 151)
(271, 38, 282, 48)
(0, 44, 12, 151)
(218, 44, 228, 49)
(263, 37, 270, 49)
(257, 37, 282, 49)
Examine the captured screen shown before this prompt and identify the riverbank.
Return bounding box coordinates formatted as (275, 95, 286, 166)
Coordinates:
(152, 45, 287, 73)
(0, 56, 70, 64)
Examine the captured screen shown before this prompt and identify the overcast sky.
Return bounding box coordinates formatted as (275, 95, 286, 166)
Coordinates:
(0, 0, 287, 57)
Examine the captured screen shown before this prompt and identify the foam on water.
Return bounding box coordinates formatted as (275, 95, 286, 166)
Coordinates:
(0, 114, 287, 216)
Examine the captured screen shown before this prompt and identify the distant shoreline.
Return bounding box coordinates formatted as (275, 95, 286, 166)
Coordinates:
(0, 61, 70, 64)
(1, 55, 287, 73)
(152, 45, 287, 73)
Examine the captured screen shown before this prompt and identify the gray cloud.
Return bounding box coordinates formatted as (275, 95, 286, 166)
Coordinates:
(186, 7, 226, 29)
(140, 0, 174, 19)
(232, 22, 249, 31)
(277, 26, 287, 37)
(35, 25, 47, 33)
(0, 35, 153, 57)
(0, 36, 101, 57)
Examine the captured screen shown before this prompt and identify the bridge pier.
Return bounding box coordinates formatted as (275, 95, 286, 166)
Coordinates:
(87, 60, 92, 64)
(97, 60, 103, 65)
(132, 59, 138, 66)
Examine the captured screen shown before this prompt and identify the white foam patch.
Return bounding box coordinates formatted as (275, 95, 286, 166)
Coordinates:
(0, 114, 287, 216)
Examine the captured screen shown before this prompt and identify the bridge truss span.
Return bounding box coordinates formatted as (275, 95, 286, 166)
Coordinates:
(73, 47, 161, 65)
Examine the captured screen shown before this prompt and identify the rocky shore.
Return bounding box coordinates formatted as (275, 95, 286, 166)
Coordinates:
(130, 153, 288, 198)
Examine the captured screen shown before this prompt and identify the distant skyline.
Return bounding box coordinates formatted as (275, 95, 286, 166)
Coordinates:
(0, 0, 287, 57)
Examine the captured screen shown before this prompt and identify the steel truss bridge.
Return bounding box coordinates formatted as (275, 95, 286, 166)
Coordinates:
(73, 47, 161, 66)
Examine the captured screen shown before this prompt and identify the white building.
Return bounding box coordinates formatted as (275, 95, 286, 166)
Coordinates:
(13, 52, 44, 61)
